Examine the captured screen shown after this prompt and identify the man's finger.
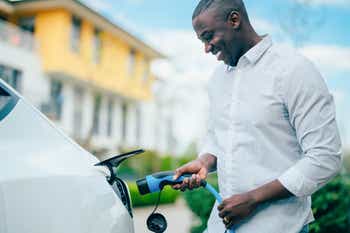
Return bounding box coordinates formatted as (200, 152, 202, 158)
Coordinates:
(198, 168, 207, 180)
(189, 174, 197, 189)
(223, 216, 232, 227)
(194, 174, 201, 187)
(184, 177, 190, 186)
(218, 204, 224, 211)
(218, 208, 229, 218)
(195, 174, 201, 186)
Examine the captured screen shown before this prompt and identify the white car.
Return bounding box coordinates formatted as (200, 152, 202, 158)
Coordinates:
(0, 79, 137, 233)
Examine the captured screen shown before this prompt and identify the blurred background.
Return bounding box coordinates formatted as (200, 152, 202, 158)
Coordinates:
(0, 0, 349, 232)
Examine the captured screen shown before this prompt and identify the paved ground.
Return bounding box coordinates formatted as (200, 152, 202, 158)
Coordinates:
(133, 198, 194, 233)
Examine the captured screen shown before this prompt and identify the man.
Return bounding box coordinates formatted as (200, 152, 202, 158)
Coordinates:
(172, 0, 342, 233)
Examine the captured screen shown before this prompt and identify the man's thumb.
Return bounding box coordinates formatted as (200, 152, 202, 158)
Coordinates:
(173, 168, 182, 180)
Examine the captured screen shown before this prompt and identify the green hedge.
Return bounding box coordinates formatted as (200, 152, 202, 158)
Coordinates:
(128, 181, 180, 207)
(183, 175, 350, 233)
(183, 174, 218, 233)
(310, 175, 350, 233)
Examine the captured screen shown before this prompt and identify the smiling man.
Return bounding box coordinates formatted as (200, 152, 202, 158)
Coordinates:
(172, 0, 342, 233)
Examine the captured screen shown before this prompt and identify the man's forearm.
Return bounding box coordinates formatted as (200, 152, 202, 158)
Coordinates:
(198, 153, 217, 172)
(248, 179, 294, 205)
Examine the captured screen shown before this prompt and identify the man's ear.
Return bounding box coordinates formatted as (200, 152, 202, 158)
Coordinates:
(227, 10, 240, 29)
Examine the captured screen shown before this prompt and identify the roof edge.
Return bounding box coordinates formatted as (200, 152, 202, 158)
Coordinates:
(0, 0, 14, 13)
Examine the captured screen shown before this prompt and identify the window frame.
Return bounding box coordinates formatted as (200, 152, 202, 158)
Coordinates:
(18, 16, 36, 34)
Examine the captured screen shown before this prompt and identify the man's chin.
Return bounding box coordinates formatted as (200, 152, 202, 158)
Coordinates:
(223, 59, 234, 67)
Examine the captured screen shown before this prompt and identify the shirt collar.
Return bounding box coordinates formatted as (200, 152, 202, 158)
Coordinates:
(241, 35, 272, 65)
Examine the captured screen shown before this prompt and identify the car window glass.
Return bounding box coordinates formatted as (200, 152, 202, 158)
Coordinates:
(0, 86, 10, 110)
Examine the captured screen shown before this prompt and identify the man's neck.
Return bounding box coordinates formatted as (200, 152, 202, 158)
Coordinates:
(242, 29, 262, 55)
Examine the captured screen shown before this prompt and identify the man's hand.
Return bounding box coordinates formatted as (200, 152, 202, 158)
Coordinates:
(172, 159, 208, 191)
(218, 192, 258, 229)
(172, 153, 216, 191)
(218, 179, 293, 229)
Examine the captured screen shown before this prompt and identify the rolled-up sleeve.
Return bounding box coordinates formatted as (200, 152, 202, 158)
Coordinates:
(278, 57, 342, 197)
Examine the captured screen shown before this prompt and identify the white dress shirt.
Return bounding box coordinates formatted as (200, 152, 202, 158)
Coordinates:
(201, 36, 342, 233)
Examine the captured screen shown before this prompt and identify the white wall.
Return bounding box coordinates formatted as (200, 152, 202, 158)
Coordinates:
(139, 101, 156, 150)
(0, 42, 48, 107)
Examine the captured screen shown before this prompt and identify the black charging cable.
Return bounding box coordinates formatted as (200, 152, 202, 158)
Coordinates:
(151, 190, 162, 215)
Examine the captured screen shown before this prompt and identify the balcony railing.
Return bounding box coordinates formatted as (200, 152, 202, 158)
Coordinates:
(0, 19, 37, 51)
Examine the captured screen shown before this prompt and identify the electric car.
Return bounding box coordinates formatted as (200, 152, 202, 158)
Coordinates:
(0, 79, 135, 233)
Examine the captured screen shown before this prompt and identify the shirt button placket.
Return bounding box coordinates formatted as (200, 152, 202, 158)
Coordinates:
(229, 68, 242, 195)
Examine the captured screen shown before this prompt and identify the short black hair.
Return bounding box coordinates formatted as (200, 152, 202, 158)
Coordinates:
(192, 0, 248, 21)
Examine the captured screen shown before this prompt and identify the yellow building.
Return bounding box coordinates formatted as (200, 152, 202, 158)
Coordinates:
(0, 0, 166, 156)
(3, 0, 164, 99)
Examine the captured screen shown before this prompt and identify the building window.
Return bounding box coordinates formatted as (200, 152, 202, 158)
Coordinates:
(0, 15, 8, 22)
(107, 99, 114, 137)
(18, 17, 35, 34)
(92, 94, 101, 135)
(0, 64, 22, 92)
(73, 86, 84, 139)
(50, 79, 63, 120)
(121, 102, 128, 141)
(128, 49, 136, 76)
(92, 28, 102, 64)
(71, 16, 81, 52)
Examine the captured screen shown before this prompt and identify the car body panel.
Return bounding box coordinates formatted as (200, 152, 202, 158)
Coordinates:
(0, 80, 134, 233)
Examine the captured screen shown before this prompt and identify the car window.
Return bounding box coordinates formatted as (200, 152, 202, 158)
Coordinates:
(0, 82, 19, 121)
(0, 87, 10, 107)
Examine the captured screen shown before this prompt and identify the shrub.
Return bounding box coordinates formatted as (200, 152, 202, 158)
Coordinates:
(310, 175, 350, 233)
(128, 181, 180, 207)
(183, 174, 218, 233)
(183, 175, 350, 233)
